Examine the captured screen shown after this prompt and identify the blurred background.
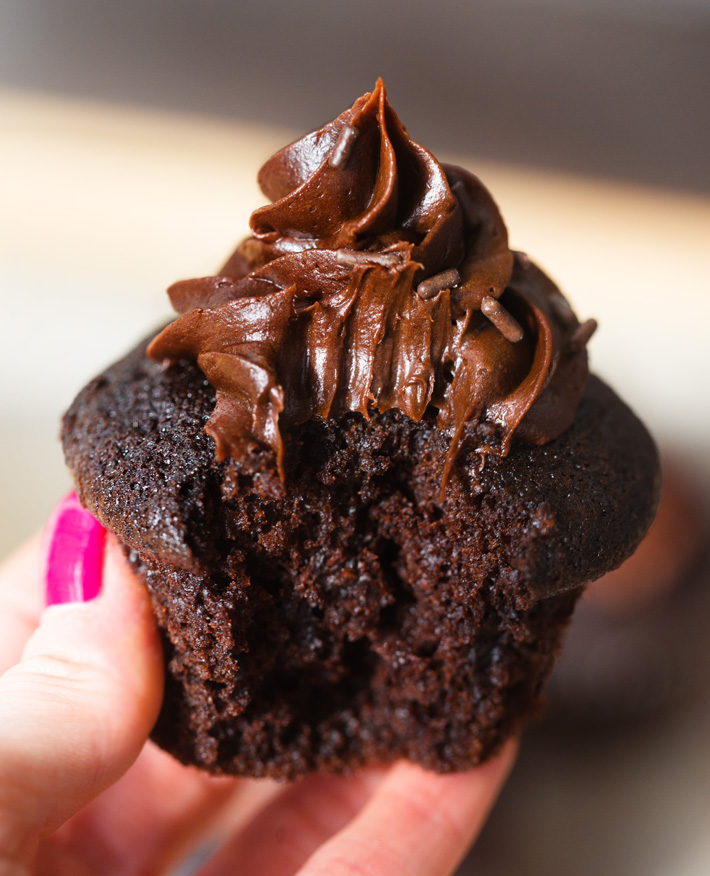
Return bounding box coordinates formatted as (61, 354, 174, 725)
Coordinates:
(1, 0, 709, 191)
(1, 1, 709, 874)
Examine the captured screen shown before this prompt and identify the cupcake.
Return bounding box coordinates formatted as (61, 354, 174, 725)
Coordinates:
(62, 81, 659, 778)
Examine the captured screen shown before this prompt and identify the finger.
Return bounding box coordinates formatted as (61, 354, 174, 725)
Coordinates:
(197, 768, 386, 876)
(0, 502, 164, 870)
(47, 742, 241, 876)
(0, 533, 45, 672)
(2, 505, 260, 876)
(296, 743, 517, 876)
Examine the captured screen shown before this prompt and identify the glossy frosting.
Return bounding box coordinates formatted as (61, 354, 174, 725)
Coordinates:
(148, 81, 591, 487)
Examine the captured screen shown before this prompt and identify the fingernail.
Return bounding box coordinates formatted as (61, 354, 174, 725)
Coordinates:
(45, 492, 106, 606)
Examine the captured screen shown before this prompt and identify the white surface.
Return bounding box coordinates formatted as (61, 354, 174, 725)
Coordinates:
(1, 86, 709, 875)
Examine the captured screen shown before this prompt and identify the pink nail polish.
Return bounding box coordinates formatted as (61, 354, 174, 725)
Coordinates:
(45, 492, 106, 606)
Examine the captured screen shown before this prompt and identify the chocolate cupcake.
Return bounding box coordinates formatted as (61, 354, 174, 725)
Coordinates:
(62, 81, 659, 779)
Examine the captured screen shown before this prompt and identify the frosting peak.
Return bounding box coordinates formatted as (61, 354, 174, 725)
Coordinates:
(245, 80, 511, 303)
(148, 81, 592, 491)
(251, 81, 462, 277)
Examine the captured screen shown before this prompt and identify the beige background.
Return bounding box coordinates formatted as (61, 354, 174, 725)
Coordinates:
(1, 0, 708, 193)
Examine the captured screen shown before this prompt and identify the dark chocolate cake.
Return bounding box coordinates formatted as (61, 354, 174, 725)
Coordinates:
(61, 82, 659, 778)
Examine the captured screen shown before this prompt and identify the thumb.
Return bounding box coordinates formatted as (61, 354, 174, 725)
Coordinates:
(0, 495, 164, 869)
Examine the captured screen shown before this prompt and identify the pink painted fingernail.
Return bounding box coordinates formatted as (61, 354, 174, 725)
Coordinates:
(45, 492, 106, 606)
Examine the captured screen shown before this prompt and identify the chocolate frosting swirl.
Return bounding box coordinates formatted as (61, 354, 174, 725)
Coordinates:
(148, 81, 591, 490)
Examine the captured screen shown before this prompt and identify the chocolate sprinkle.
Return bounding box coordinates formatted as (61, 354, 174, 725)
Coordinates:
(335, 249, 403, 269)
(416, 268, 460, 299)
(570, 318, 598, 350)
(515, 251, 531, 269)
(481, 295, 524, 343)
(328, 124, 358, 169)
